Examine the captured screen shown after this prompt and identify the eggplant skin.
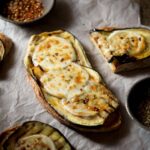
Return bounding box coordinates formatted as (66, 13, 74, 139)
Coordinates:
(108, 54, 137, 64)
(1, 121, 74, 150)
(0, 126, 19, 150)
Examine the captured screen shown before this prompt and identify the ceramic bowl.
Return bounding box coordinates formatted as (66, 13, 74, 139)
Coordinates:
(126, 77, 150, 131)
(0, 0, 55, 25)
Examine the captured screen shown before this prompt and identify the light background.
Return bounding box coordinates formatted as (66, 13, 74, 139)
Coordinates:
(0, 0, 150, 149)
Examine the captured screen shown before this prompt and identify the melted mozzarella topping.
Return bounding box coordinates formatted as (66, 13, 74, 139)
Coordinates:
(108, 31, 146, 56)
(15, 134, 56, 150)
(40, 63, 89, 99)
(32, 36, 76, 70)
(62, 80, 118, 118)
(30, 32, 119, 119)
(0, 40, 4, 61)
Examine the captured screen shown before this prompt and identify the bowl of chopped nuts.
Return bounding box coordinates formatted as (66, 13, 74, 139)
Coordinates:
(126, 77, 150, 131)
(0, 0, 55, 24)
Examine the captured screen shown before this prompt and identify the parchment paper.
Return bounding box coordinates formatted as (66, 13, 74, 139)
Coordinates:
(0, 0, 150, 150)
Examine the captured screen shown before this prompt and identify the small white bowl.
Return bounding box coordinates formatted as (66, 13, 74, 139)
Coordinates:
(0, 0, 55, 25)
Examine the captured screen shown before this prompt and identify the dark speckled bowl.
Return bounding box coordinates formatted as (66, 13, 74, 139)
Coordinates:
(0, 0, 55, 25)
(126, 77, 150, 131)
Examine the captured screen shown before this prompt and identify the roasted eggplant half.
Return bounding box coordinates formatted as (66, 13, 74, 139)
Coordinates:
(0, 121, 73, 150)
(90, 27, 150, 73)
(24, 30, 121, 132)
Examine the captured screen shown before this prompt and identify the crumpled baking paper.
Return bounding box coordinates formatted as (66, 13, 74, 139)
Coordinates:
(0, 0, 150, 149)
